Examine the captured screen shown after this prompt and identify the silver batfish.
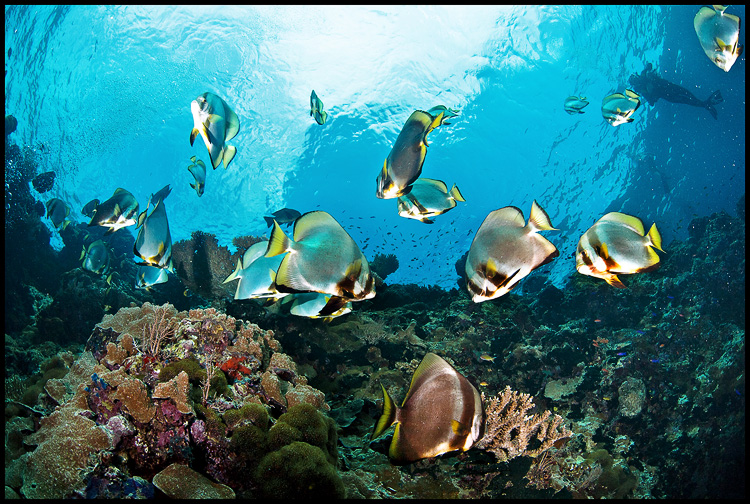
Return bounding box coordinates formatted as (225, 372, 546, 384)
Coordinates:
(576, 211, 663, 288)
(396, 178, 465, 224)
(376, 109, 445, 199)
(694, 5, 743, 72)
(265, 210, 375, 301)
(134, 199, 172, 270)
(465, 200, 559, 303)
(190, 92, 240, 169)
(601, 89, 641, 127)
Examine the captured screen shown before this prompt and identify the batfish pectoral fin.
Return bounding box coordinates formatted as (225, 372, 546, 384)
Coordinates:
(604, 273, 627, 289)
(451, 419, 471, 437)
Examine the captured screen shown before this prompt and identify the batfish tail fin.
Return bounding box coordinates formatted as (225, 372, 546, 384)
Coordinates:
(449, 184, 466, 202)
(647, 223, 664, 252)
(222, 145, 237, 169)
(371, 384, 398, 440)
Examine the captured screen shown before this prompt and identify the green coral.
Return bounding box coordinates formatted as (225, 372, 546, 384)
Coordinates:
(159, 357, 206, 384)
(255, 441, 345, 499)
(230, 424, 268, 465)
(209, 369, 229, 398)
(223, 402, 269, 430)
(266, 403, 338, 466)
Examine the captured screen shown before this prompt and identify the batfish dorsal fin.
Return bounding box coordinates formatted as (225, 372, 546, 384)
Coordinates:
(528, 200, 557, 231)
(291, 210, 339, 242)
(485, 206, 525, 228)
(403, 353, 454, 406)
(599, 212, 645, 235)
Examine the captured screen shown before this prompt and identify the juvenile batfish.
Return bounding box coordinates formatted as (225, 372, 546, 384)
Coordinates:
(576, 211, 664, 288)
(263, 208, 302, 228)
(694, 5, 744, 72)
(396, 178, 465, 224)
(564, 95, 589, 114)
(135, 264, 168, 290)
(80, 239, 110, 275)
(223, 240, 286, 300)
(134, 199, 172, 270)
(265, 210, 376, 301)
(88, 188, 139, 233)
(376, 109, 445, 199)
(465, 200, 559, 303)
(310, 90, 328, 125)
(187, 157, 206, 197)
(371, 352, 485, 465)
(190, 92, 240, 169)
(45, 198, 71, 231)
(601, 90, 641, 126)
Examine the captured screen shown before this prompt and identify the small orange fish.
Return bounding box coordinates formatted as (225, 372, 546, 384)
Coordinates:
(594, 319, 602, 323)
(479, 353, 495, 362)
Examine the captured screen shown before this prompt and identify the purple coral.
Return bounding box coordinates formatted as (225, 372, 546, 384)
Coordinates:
(191, 419, 207, 444)
(105, 415, 134, 448)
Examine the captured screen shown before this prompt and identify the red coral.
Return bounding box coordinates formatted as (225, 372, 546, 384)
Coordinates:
(220, 356, 253, 381)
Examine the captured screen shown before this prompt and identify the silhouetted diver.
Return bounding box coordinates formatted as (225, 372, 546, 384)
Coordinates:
(628, 63, 723, 119)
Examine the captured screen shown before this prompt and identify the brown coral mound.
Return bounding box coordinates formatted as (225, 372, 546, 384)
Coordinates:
(171, 231, 240, 300)
(476, 385, 572, 463)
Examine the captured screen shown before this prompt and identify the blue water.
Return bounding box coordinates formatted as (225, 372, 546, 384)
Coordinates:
(5, 5, 745, 291)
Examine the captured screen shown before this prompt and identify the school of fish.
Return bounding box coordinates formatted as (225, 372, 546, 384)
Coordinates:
(38, 6, 742, 465)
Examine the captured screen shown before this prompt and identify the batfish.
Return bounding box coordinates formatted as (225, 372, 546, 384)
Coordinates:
(396, 178, 465, 224)
(265, 210, 375, 301)
(465, 200, 559, 303)
(564, 95, 589, 114)
(376, 109, 444, 199)
(576, 211, 663, 288)
(223, 240, 286, 300)
(134, 199, 172, 270)
(694, 5, 743, 72)
(187, 156, 206, 197)
(135, 264, 169, 291)
(45, 198, 71, 231)
(190, 92, 240, 169)
(80, 239, 110, 275)
(371, 352, 485, 465)
(310, 89, 328, 125)
(601, 89, 641, 126)
(88, 188, 139, 233)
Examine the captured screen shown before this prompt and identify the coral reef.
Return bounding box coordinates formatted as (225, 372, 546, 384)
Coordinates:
(6, 302, 337, 498)
(476, 385, 572, 462)
(4, 199, 746, 499)
(152, 463, 234, 498)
